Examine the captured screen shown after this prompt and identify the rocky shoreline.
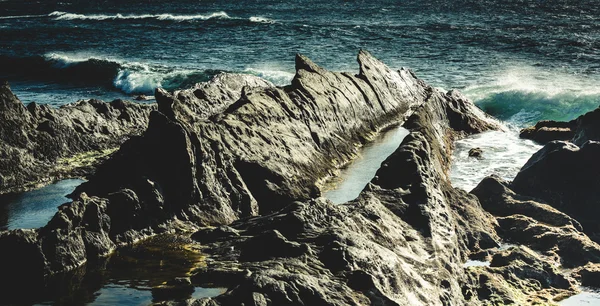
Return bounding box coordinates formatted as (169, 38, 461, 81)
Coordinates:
(1, 51, 600, 305)
(0, 81, 154, 194)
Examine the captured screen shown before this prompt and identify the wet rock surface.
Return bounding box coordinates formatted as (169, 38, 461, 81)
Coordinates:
(473, 176, 600, 268)
(0, 81, 154, 194)
(182, 83, 504, 305)
(468, 147, 483, 158)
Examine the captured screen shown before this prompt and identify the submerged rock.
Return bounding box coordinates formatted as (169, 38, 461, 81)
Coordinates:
(468, 147, 483, 158)
(0, 81, 154, 194)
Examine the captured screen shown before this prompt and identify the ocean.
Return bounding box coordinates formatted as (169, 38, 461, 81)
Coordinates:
(1, 0, 599, 189)
(1, 0, 599, 125)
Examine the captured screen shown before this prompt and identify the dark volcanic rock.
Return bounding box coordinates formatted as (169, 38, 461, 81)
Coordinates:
(472, 175, 600, 268)
(520, 106, 600, 146)
(520, 120, 575, 144)
(76, 51, 431, 226)
(3, 51, 580, 305)
(0, 81, 154, 194)
(511, 140, 600, 242)
(573, 263, 600, 288)
(468, 147, 483, 158)
(181, 76, 573, 305)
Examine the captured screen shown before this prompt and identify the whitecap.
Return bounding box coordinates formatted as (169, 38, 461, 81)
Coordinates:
(49, 11, 232, 21)
(249, 16, 275, 24)
(243, 68, 295, 86)
(0, 14, 47, 20)
(450, 125, 542, 192)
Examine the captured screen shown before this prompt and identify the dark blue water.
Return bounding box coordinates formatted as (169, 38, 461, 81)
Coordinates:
(1, 0, 600, 126)
(0, 179, 85, 231)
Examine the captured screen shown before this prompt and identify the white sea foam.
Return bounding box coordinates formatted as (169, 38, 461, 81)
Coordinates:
(44, 52, 106, 67)
(463, 64, 600, 101)
(0, 14, 46, 20)
(450, 125, 542, 192)
(243, 68, 294, 86)
(49, 11, 232, 21)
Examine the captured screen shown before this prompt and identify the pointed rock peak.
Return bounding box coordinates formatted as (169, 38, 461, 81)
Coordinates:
(154, 87, 176, 120)
(357, 49, 389, 75)
(295, 54, 322, 73)
(0, 80, 25, 111)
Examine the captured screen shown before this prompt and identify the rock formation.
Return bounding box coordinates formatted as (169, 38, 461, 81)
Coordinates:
(0, 81, 154, 194)
(509, 140, 600, 243)
(0, 51, 434, 290)
(520, 106, 600, 145)
(2, 51, 598, 305)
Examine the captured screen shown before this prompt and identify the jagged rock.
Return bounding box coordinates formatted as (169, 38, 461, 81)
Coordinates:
(468, 147, 483, 158)
(520, 120, 575, 144)
(463, 246, 574, 305)
(0, 81, 154, 194)
(181, 75, 535, 305)
(520, 106, 600, 146)
(573, 263, 600, 288)
(75, 50, 433, 228)
(5, 51, 581, 305)
(0, 51, 435, 281)
(472, 175, 600, 268)
(511, 140, 600, 243)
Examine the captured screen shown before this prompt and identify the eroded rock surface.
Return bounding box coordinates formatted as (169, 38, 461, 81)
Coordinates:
(473, 175, 600, 268)
(2, 51, 593, 305)
(0, 51, 434, 288)
(0, 81, 154, 194)
(511, 140, 600, 243)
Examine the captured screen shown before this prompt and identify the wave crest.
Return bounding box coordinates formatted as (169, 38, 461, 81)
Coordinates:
(49, 11, 231, 21)
(465, 65, 600, 126)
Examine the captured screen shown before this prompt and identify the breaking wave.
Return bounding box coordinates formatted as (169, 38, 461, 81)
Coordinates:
(46, 11, 274, 23)
(0, 53, 293, 95)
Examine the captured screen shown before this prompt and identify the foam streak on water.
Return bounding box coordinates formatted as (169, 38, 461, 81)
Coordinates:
(450, 127, 541, 192)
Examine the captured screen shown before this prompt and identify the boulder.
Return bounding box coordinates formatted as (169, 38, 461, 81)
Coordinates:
(519, 106, 600, 146)
(519, 120, 575, 144)
(511, 140, 600, 242)
(468, 147, 483, 158)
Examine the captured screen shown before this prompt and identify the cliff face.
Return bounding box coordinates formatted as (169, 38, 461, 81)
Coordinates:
(0, 81, 154, 194)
